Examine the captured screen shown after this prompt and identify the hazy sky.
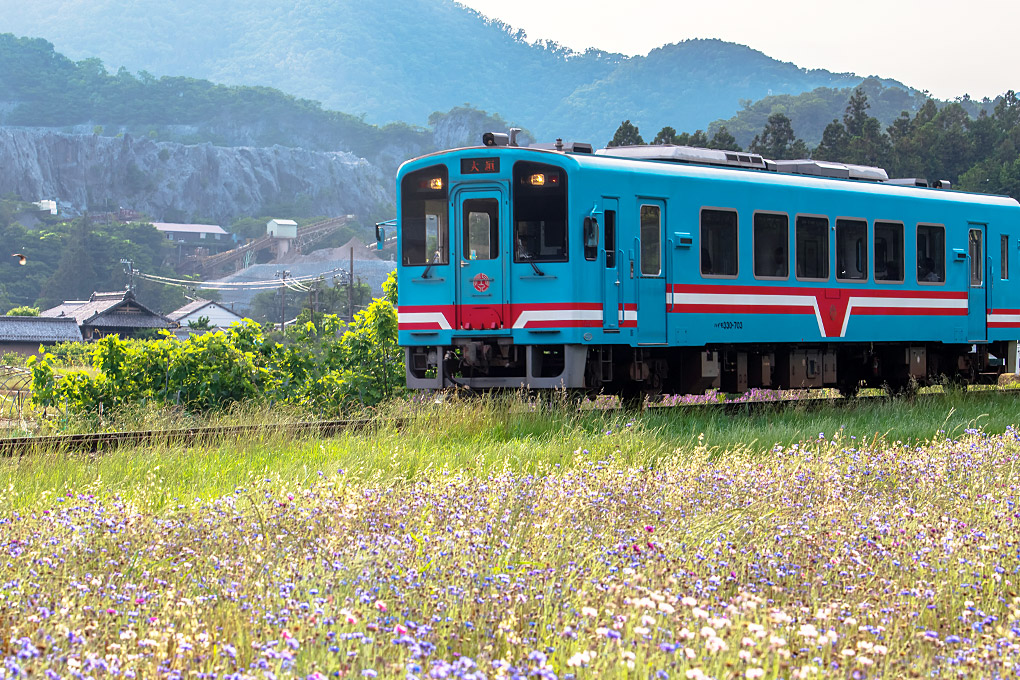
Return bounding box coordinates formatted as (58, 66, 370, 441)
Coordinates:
(457, 0, 1018, 101)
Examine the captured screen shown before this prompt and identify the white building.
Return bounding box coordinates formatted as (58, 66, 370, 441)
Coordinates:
(167, 299, 247, 339)
(152, 222, 229, 243)
(267, 219, 298, 239)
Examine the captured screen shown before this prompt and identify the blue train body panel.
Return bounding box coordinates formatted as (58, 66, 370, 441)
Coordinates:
(393, 142, 1020, 393)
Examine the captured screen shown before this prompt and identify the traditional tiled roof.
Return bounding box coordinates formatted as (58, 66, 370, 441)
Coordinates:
(39, 291, 173, 329)
(0, 316, 83, 343)
(39, 301, 86, 318)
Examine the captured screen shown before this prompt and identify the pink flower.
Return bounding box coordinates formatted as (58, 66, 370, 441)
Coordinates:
(375, 600, 387, 612)
(644, 525, 655, 533)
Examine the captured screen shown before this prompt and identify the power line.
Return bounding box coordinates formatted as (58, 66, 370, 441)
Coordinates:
(133, 266, 344, 291)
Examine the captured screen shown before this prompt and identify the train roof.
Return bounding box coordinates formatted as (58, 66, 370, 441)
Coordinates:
(399, 143, 1020, 209)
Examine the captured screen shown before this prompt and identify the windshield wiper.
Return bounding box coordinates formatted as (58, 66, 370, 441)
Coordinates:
(528, 260, 545, 276)
(421, 250, 439, 279)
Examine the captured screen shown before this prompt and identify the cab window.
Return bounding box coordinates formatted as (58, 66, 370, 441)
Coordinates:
(513, 162, 567, 262)
(400, 165, 449, 266)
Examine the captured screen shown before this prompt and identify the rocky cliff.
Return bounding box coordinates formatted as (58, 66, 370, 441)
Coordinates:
(0, 127, 392, 223)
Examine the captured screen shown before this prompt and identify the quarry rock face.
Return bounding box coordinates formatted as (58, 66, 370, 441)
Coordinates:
(0, 127, 392, 223)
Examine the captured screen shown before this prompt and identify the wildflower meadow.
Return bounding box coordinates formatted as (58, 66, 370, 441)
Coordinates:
(2, 397, 1020, 679)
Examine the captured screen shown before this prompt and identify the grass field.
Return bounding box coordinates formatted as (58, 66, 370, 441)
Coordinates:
(2, 392, 1019, 678)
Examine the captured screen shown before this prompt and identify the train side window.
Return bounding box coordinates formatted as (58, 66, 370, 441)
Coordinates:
(701, 208, 738, 277)
(463, 198, 498, 260)
(640, 205, 661, 276)
(795, 215, 829, 280)
(916, 223, 945, 283)
(1002, 235, 1009, 280)
(753, 212, 788, 279)
(836, 218, 868, 281)
(874, 221, 904, 282)
(604, 210, 616, 268)
(400, 165, 449, 266)
(969, 229, 983, 286)
(583, 217, 599, 261)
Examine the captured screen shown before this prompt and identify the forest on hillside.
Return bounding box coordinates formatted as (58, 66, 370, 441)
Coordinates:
(0, 34, 431, 162)
(611, 87, 1020, 200)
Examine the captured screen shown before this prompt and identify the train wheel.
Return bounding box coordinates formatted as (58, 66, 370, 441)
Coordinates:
(837, 377, 862, 399)
(619, 387, 645, 411)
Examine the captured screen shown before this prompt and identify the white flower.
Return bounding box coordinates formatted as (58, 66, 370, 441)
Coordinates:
(798, 624, 818, 638)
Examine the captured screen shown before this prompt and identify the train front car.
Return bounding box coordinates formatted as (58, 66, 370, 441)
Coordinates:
(394, 131, 1020, 398)
(396, 137, 594, 390)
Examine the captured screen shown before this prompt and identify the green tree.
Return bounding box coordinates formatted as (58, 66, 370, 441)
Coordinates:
(652, 126, 678, 145)
(748, 113, 805, 159)
(37, 221, 98, 309)
(813, 119, 850, 161)
(708, 126, 741, 152)
(187, 315, 213, 330)
(5, 305, 40, 316)
(608, 120, 644, 147)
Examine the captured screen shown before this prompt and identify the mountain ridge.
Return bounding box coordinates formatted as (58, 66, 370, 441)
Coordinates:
(0, 0, 914, 144)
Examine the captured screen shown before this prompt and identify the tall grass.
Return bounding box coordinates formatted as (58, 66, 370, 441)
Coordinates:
(2, 392, 1019, 678)
(2, 389, 1016, 510)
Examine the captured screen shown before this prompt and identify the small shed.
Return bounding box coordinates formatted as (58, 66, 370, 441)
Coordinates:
(0, 316, 83, 356)
(267, 219, 298, 239)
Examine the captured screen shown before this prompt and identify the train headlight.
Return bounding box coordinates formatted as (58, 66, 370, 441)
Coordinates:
(429, 177, 443, 190)
(529, 173, 546, 186)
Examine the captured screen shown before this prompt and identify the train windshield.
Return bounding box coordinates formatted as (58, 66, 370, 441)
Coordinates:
(513, 161, 567, 262)
(401, 165, 449, 266)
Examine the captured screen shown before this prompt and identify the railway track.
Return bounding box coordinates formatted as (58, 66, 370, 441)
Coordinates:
(2, 386, 1017, 457)
(0, 418, 378, 458)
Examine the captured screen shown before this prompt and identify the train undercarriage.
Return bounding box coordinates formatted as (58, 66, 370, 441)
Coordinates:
(406, 339, 1013, 398)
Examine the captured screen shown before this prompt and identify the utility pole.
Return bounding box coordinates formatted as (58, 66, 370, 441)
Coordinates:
(348, 247, 354, 323)
(120, 259, 134, 291)
(309, 278, 320, 328)
(276, 269, 290, 333)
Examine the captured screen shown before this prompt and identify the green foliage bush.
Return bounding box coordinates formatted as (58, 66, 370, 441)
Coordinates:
(45, 341, 97, 367)
(1, 350, 27, 367)
(29, 293, 403, 417)
(5, 305, 40, 316)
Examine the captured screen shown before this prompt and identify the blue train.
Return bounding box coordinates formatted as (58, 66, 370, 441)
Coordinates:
(383, 130, 1020, 397)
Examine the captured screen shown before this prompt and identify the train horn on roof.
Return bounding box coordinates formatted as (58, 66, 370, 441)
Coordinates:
(482, 132, 509, 147)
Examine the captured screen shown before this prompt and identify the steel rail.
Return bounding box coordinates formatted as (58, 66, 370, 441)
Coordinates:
(2, 387, 1017, 456)
(0, 418, 382, 458)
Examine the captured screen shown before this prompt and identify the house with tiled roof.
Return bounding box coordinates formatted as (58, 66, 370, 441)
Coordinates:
(167, 299, 246, 339)
(0, 316, 83, 356)
(40, 290, 174, 339)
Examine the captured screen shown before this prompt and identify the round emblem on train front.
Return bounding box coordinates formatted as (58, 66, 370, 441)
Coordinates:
(472, 273, 491, 292)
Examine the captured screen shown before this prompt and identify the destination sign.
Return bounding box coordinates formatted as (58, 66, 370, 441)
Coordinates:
(461, 158, 500, 174)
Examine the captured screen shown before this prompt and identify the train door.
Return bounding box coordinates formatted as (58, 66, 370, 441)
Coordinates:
(968, 223, 987, 342)
(602, 198, 620, 330)
(454, 186, 508, 330)
(636, 199, 667, 343)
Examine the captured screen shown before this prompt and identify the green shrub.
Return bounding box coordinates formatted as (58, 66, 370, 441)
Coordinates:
(46, 341, 96, 367)
(30, 297, 404, 417)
